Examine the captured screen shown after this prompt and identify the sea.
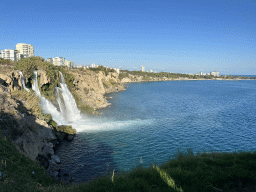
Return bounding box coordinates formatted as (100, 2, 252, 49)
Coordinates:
(55, 80, 256, 182)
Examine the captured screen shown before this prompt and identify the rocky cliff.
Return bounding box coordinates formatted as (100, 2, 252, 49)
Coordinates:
(0, 64, 126, 179)
(70, 69, 125, 109)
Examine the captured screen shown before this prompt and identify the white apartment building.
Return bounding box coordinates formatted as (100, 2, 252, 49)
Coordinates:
(53, 57, 65, 66)
(65, 60, 74, 68)
(16, 43, 34, 58)
(1, 49, 21, 61)
(210, 71, 219, 77)
(47, 58, 53, 64)
(150, 69, 153, 73)
(141, 65, 145, 72)
(91, 63, 99, 68)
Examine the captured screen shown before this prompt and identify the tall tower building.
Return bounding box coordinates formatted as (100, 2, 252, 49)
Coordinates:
(141, 65, 145, 72)
(16, 43, 34, 58)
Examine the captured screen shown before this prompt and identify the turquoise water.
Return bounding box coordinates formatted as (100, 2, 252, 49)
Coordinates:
(56, 80, 256, 182)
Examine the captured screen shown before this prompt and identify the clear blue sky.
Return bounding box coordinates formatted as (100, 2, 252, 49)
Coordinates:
(0, 0, 255, 75)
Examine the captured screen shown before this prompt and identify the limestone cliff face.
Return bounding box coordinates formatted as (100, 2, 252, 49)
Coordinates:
(0, 71, 22, 92)
(0, 84, 57, 161)
(37, 69, 51, 87)
(70, 70, 126, 109)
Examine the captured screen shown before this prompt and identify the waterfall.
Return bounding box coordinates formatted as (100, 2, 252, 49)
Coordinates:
(18, 71, 30, 92)
(58, 71, 81, 122)
(55, 87, 67, 119)
(32, 71, 67, 125)
(31, 70, 81, 125)
(32, 71, 41, 97)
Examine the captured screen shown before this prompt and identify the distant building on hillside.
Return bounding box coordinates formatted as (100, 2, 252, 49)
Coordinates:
(53, 57, 65, 66)
(47, 58, 53, 64)
(16, 43, 34, 58)
(46, 57, 65, 66)
(91, 63, 99, 68)
(0, 49, 21, 61)
(141, 65, 145, 72)
(65, 60, 74, 68)
(150, 69, 153, 73)
(210, 71, 219, 77)
(199, 71, 203, 76)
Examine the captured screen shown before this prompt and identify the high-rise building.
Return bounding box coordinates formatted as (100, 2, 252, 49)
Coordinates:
(16, 43, 34, 58)
(0, 49, 21, 61)
(141, 65, 145, 72)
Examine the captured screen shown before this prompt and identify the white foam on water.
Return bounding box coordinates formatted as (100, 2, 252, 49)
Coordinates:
(72, 115, 154, 133)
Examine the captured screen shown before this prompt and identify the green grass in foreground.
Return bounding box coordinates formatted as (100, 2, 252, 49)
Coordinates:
(1, 135, 256, 192)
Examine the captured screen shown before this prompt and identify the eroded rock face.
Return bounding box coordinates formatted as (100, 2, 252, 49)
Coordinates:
(37, 69, 50, 88)
(0, 71, 22, 92)
(71, 70, 126, 109)
(0, 82, 57, 161)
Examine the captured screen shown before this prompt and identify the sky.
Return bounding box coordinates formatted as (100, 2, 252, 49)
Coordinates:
(0, 0, 255, 75)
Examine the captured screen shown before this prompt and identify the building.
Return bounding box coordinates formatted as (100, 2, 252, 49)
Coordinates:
(210, 71, 219, 77)
(53, 57, 65, 66)
(113, 68, 120, 74)
(65, 60, 74, 68)
(47, 58, 53, 64)
(1, 49, 21, 61)
(141, 65, 145, 72)
(150, 69, 153, 73)
(199, 71, 203, 76)
(16, 43, 34, 58)
(91, 63, 99, 68)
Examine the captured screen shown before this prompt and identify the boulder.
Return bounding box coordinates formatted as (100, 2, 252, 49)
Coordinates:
(51, 155, 61, 164)
(42, 143, 54, 157)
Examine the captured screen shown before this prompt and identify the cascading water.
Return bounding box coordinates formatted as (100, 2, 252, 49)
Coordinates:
(55, 87, 68, 120)
(58, 71, 81, 122)
(18, 71, 30, 92)
(32, 71, 67, 125)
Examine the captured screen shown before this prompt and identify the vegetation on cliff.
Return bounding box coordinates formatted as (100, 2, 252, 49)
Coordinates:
(12, 57, 122, 114)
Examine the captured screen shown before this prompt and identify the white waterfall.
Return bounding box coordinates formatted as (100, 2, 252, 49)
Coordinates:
(58, 71, 81, 122)
(31, 70, 81, 125)
(32, 71, 41, 97)
(18, 71, 30, 92)
(32, 71, 67, 125)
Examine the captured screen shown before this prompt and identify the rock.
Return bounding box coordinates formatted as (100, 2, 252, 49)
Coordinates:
(66, 134, 75, 141)
(55, 131, 65, 142)
(42, 143, 54, 157)
(49, 159, 56, 165)
(51, 155, 61, 164)
(0, 71, 22, 92)
(37, 69, 50, 87)
(36, 155, 49, 169)
(47, 162, 61, 178)
(53, 171, 59, 178)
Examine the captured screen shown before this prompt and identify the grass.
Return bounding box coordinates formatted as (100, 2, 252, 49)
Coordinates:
(1, 137, 256, 192)
(0, 135, 56, 192)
